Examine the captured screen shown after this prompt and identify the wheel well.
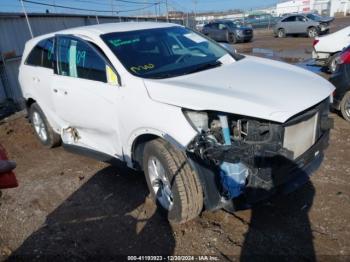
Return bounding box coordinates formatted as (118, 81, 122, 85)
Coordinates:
(26, 98, 36, 109)
(132, 134, 160, 171)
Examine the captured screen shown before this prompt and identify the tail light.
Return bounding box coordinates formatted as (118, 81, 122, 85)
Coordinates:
(338, 49, 350, 65)
(313, 39, 319, 47)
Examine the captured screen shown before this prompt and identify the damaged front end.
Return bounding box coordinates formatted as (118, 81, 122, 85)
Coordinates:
(185, 99, 333, 212)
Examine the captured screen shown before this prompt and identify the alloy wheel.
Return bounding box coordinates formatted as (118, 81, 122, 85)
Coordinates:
(147, 156, 174, 210)
(32, 111, 48, 142)
(345, 96, 350, 118)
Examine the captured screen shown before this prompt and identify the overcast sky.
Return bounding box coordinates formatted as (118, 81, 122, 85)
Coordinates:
(1, 0, 279, 16)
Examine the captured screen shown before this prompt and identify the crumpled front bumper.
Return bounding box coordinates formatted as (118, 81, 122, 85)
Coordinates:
(187, 96, 332, 212)
(189, 130, 329, 212)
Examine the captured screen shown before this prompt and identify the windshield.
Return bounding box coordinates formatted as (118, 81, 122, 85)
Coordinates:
(101, 26, 233, 79)
(224, 21, 242, 28)
(307, 14, 322, 20)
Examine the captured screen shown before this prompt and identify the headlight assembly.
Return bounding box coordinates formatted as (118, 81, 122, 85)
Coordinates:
(183, 110, 209, 132)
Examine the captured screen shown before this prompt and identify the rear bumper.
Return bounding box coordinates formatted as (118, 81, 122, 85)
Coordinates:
(312, 50, 330, 64)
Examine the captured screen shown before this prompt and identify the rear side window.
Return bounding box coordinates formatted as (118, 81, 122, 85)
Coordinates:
(57, 37, 107, 83)
(25, 38, 54, 69)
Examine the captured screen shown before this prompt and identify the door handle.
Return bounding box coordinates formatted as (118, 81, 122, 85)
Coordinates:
(32, 77, 40, 83)
(53, 89, 68, 95)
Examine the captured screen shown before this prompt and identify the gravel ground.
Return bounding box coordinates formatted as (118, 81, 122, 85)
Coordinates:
(0, 17, 350, 261)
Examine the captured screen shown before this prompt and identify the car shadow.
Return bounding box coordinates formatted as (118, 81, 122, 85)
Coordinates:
(8, 165, 175, 260)
(240, 155, 317, 261)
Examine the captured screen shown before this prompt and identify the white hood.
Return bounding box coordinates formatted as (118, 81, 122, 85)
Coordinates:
(143, 56, 334, 123)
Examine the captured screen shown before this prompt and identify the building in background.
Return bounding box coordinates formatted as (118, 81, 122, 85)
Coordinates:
(330, 0, 350, 16)
(276, 0, 349, 16)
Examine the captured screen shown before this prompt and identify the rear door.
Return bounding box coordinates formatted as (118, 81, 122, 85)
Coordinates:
(21, 38, 56, 120)
(51, 35, 123, 158)
(208, 23, 220, 41)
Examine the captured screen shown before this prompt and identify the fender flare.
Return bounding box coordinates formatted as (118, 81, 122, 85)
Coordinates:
(125, 128, 188, 168)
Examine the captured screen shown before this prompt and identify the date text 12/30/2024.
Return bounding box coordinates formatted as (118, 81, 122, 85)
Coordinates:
(127, 256, 220, 261)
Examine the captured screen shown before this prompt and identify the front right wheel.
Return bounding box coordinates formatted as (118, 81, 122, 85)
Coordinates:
(328, 53, 340, 73)
(340, 91, 350, 122)
(143, 139, 203, 224)
(308, 27, 318, 38)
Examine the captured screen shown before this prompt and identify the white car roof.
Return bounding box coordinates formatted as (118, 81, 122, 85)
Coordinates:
(60, 22, 179, 35)
(25, 22, 181, 47)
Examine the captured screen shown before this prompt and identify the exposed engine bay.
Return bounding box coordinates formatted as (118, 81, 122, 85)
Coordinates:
(186, 99, 333, 205)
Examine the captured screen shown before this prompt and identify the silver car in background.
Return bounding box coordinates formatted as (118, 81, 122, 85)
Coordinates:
(274, 14, 326, 38)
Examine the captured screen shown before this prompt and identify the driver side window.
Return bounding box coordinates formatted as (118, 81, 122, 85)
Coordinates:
(296, 16, 307, 22)
(218, 24, 227, 30)
(57, 36, 107, 83)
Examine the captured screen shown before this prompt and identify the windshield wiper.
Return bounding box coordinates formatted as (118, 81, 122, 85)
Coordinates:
(187, 61, 222, 74)
(147, 61, 223, 79)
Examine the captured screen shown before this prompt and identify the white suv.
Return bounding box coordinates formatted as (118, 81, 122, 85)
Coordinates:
(19, 22, 334, 224)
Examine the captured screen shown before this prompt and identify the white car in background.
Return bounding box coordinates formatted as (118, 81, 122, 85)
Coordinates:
(313, 25, 350, 72)
(19, 22, 334, 224)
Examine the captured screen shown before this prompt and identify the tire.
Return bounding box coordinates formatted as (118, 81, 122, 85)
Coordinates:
(308, 27, 318, 38)
(29, 103, 61, 148)
(340, 91, 350, 122)
(143, 139, 203, 224)
(227, 32, 237, 44)
(277, 28, 285, 38)
(327, 53, 340, 73)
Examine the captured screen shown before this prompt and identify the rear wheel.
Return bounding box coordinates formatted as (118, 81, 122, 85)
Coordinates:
(328, 53, 340, 73)
(29, 103, 61, 148)
(308, 27, 318, 38)
(340, 91, 350, 122)
(277, 28, 286, 38)
(143, 139, 203, 224)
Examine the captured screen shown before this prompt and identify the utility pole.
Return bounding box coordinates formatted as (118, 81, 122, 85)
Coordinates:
(20, 0, 34, 38)
(52, 0, 57, 13)
(193, 0, 197, 22)
(155, 3, 158, 21)
(165, 0, 169, 22)
(110, 0, 114, 16)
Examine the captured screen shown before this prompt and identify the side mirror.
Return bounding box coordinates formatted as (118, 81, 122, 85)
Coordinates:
(219, 42, 237, 54)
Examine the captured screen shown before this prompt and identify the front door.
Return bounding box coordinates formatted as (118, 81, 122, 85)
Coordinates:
(51, 35, 123, 158)
(282, 15, 297, 34)
(295, 16, 309, 34)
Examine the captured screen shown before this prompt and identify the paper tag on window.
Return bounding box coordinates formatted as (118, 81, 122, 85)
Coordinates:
(106, 65, 119, 86)
(69, 40, 78, 77)
(184, 33, 206, 43)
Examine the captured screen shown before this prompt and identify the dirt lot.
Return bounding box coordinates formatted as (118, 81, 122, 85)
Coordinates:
(1, 17, 350, 261)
